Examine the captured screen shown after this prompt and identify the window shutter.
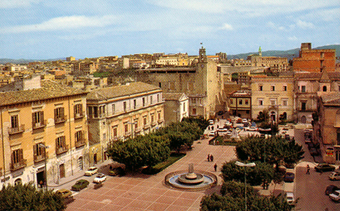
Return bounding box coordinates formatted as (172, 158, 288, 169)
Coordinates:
(32, 113, 36, 124)
(41, 111, 44, 122)
(33, 145, 37, 156)
(54, 109, 57, 118)
(61, 108, 64, 117)
(19, 149, 23, 160)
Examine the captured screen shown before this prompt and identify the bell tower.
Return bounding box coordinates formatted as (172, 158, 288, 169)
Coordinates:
(199, 46, 207, 63)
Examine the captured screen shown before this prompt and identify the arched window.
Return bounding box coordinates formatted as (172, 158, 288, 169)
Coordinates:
(323, 86, 327, 92)
(14, 178, 22, 185)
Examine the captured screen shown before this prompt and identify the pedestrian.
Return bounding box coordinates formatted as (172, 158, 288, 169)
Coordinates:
(207, 154, 210, 162)
(210, 154, 214, 162)
(306, 164, 310, 174)
(214, 163, 217, 171)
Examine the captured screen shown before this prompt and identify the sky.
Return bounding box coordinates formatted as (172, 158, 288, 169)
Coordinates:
(0, 0, 339, 60)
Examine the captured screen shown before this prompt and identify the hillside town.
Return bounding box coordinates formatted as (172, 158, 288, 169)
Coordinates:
(1, 42, 340, 210)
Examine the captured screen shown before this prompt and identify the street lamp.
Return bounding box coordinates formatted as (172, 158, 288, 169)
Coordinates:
(38, 143, 49, 191)
(235, 161, 256, 211)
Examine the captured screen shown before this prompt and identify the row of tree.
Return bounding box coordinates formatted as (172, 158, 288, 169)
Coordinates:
(107, 117, 209, 171)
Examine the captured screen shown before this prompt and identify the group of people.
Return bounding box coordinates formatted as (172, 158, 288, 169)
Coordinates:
(207, 154, 214, 162)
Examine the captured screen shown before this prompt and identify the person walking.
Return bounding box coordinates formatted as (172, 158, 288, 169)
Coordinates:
(306, 164, 310, 174)
(214, 163, 217, 171)
(207, 154, 210, 162)
(210, 154, 214, 162)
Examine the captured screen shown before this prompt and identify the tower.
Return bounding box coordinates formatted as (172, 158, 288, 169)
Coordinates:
(259, 46, 262, 57)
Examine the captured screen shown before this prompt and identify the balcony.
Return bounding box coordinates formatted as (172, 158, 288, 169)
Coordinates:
(55, 115, 67, 124)
(74, 112, 85, 120)
(34, 152, 48, 163)
(56, 145, 69, 155)
(75, 139, 86, 148)
(8, 124, 25, 135)
(11, 159, 27, 171)
(32, 120, 47, 130)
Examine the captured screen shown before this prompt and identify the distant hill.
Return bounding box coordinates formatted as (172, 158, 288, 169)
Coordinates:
(228, 44, 340, 60)
(0, 58, 65, 64)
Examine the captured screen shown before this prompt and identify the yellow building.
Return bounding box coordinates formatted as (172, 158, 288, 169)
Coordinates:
(0, 79, 88, 187)
(251, 73, 294, 122)
(228, 90, 252, 119)
(86, 82, 164, 165)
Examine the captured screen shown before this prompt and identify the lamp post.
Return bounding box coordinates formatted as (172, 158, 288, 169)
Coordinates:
(235, 161, 256, 211)
(38, 143, 49, 191)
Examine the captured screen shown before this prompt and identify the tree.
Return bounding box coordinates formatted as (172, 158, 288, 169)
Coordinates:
(256, 109, 269, 123)
(107, 134, 170, 171)
(221, 161, 274, 186)
(181, 116, 209, 133)
(0, 182, 65, 211)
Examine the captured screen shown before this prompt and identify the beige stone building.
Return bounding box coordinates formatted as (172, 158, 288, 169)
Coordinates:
(86, 82, 164, 165)
(163, 93, 189, 126)
(228, 90, 252, 119)
(251, 74, 294, 122)
(137, 47, 224, 119)
(313, 92, 340, 164)
(294, 71, 340, 124)
(0, 78, 88, 187)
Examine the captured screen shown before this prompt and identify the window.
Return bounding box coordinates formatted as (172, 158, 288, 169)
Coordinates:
(169, 82, 175, 90)
(323, 86, 327, 92)
(230, 99, 233, 104)
(282, 99, 288, 106)
(301, 86, 306, 93)
(112, 126, 118, 138)
(11, 115, 19, 128)
(151, 114, 154, 123)
(192, 108, 197, 115)
(183, 102, 186, 111)
(245, 100, 249, 105)
(283, 86, 287, 91)
(150, 96, 153, 104)
(12, 149, 24, 165)
(133, 100, 137, 109)
(123, 102, 127, 112)
(157, 94, 160, 102)
(259, 85, 263, 91)
(142, 98, 145, 107)
(192, 98, 196, 104)
(75, 131, 83, 143)
(112, 104, 115, 114)
(74, 104, 83, 118)
(54, 107, 65, 120)
(33, 143, 46, 160)
(32, 111, 44, 126)
(124, 123, 128, 133)
(56, 136, 66, 148)
(301, 102, 306, 111)
(259, 99, 263, 106)
(270, 100, 276, 105)
(271, 86, 275, 91)
(239, 99, 243, 105)
(159, 82, 162, 88)
(143, 116, 147, 125)
(158, 112, 161, 120)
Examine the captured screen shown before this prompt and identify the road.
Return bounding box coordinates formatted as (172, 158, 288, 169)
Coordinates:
(294, 128, 340, 211)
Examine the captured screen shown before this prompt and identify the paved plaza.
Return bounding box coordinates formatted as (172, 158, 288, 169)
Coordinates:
(65, 137, 237, 211)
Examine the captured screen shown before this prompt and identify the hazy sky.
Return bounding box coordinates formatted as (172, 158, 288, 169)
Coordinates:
(0, 0, 339, 59)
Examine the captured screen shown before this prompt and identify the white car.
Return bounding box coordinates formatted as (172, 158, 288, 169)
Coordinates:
(208, 131, 216, 136)
(286, 192, 295, 205)
(209, 120, 214, 125)
(329, 172, 340, 181)
(84, 166, 98, 176)
(93, 173, 106, 184)
(329, 190, 340, 202)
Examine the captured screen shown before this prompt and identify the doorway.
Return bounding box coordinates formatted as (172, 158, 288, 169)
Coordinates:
(59, 164, 65, 178)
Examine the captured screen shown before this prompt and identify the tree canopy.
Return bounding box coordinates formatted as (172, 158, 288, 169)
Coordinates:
(0, 182, 65, 211)
(107, 134, 170, 171)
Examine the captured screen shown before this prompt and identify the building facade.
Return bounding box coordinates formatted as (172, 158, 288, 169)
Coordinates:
(0, 79, 88, 188)
(86, 82, 164, 165)
(137, 47, 224, 119)
(251, 74, 295, 122)
(228, 90, 252, 119)
(163, 93, 189, 126)
(313, 92, 340, 164)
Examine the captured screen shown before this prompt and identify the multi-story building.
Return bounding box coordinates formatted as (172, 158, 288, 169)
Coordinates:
(293, 43, 336, 72)
(294, 71, 340, 124)
(228, 90, 252, 119)
(251, 73, 295, 122)
(313, 92, 340, 164)
(86, 82, 164, 165)
(163, 93, 189, 125)
(137, 47, 224, 119)
(0, 78, 88, 187)
(248, 47, 288, 72)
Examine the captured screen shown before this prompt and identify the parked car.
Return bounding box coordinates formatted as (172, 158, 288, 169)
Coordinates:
(93, 173, 107, 183)
(109, 167, 126, 177)
(325, 185, 339, 195)
(55, 189, 72, 198)
(329, 190, 340, 202)
(286, 192, 295, 205)
(284, 172, 295, 182)
(71, 179, 89, 191)
(329, 172, 340, 181)
(315, 163, 336, 172)
(84, 166, 98, 176)
(209, 120, 214, 125)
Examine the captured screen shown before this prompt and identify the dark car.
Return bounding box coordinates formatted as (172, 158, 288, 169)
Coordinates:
(325, 185, 339, 195)
(284, 172, 295, 182)
(315, 163, 336, 172)
(71, 179, 89, 191)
